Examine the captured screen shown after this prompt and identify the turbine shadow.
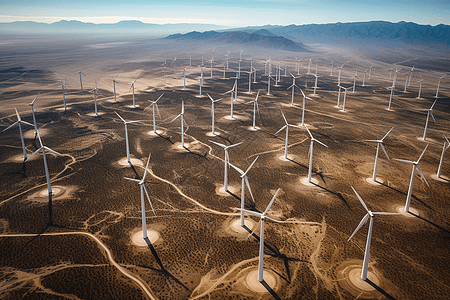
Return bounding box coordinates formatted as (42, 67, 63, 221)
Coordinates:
(143, 237, 190, 291)
(260, 279, 281, 300)
(286, 157, 308, 169)
(22, 221, 67, 248)
(181, 147, 209, 160)
(365, 279, 397, 300)
(407, 212, 450, 234)
(311, 182, 350, 208)
(379, 182, 434, 211)
(129, 163, 140, 178)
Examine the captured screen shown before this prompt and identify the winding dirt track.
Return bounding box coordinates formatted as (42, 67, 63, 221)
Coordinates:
(0, 232, 158, 300)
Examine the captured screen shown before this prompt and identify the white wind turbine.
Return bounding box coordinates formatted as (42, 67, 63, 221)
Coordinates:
(115, 111, 141, 164)
(417, 75, 424, 99)
(90, 79, 101, 116)
(209, 58, 214, 77)
(29, 93, 40, 135)
(352, 70, 359, 93)
(209, 140, 243, 192)
(392, 145, 429, 212)
(241, 188, 281, 282)
(267, 74, 274, 95)
(112, 74, 119, 102)
(200, 51, 204, 66)
(368, 64, 374, 80)
(130, 79, 138, 108)
(230, 157, 259, 226)
(295, 57, 303, 75)
(387, 85, 395, 111)
(305, 126, 328, 183)
(224, 81, 237, 118)
(275, 110, 303, 160)
(3, 108, 34, 161)
(161, 61, 167, 84)
(76, 69, 86, 92)
(246, 91, 260, 130)
(287, 73, 301, 105)
(252, 67, 258, 83)
(147, 93, 164, 134)
(435, 74, 447, 98)
(247, 70, 253, 93)
(347, 186, 399, 281)
(364, 127, 394, 182)
(362, 68, 368, 86)
(183, 66, 189, 90)
(418, 99, 437, 141)
(171, 57, 177, 75)
(225, 51, 230, 69)
(437, 134, 450, 178)
(312, 74, 321, 96)
(124, 153, 156, 239)
(408, 66, 414, 86)
(337, 63, 345, 86)
(172, 100, 186, 148)
(207, 93, 222, 135)
(61, 79, 67, 112)
(300, 89, 314, 127)
(307, 59, 312, 74)
(26, 130, 62, 225)
(338, 85, 351, 112)
(330, 60, 334, 76)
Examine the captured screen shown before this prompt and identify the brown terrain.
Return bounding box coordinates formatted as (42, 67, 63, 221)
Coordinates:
(0, 36, 449, 299)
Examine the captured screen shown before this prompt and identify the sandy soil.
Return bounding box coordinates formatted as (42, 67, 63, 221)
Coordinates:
(0, 36, 449, 299)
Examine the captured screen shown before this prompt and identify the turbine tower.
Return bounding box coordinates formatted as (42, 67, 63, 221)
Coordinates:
(76, 69, 86, 92)
(29, 92, 40, 135)
(364, 127, 394, 182)
(393, 145, 429, 213)
(241, 188, 281, 282)
(245, 91, 260, 130)
(147, 93, 164, 134)
(418, 99, 437, 141)
(90, 79, 101, 116)
(209, 140, 243, 192)
(437, 134, 450, 178)
(26, 130, 62, 225)
(112, 74, 119, 102)
(305, 126, 328, 183)
(300, 89, 313, 127)
(287, 73, 301, 105)
(435, 74, 447, 98)
(61, 79, 67, 113)
(230, 157, 259, 227)
(172, 100, 186, 148)
(130, 79, 137, 108)
(115, 111, 141, 164)
(124, 153, 156, 239)
(2, 108, 34, 161)
(417, 75, 423, 99)
(275, 110, 302, 160)
(347, 187, 399, 280)
(338, 85, 351, 112)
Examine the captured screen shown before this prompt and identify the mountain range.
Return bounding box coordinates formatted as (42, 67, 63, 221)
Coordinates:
(165, 29, 309, 52)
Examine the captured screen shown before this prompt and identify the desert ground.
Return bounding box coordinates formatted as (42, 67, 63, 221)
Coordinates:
(0, 36, 449, 300)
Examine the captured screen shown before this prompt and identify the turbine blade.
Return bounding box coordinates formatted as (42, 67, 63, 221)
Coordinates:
(114, 111, 126, 123)
(2, 121, 19, 132)
(430, 99, 437, 109)
(351, 186, 369, 213)
(30, 92, 40, 105)
(380, 143, 389, 160)
(315, 139, 329, 148)
(275, 125, 287, 135)
(209, 140, 227, 148)
(43, 146, 62, 156)
(245, 177, 255, 202)
(263, 188, 280, 215)
(143, 185, 156, 215)
(392, 158, 415, 164)
(241, 209, 262, 217)
(155, 93, 164, 103)
(430, 111, 436, 123)
(415, 165, 429, 186)
(207, 93, 214, 102)
(142, 153, 151, 181)
(372, 212, 401, 215)
(21, 121, 34, 127)
(381, 127, 394, 141)
(417, 144, 428, 163)
(26, 148, 42, 161)
(347, 213, 369, 241)
(281, 110, 288, 125)
(124, 177, 140, 183)
(444, 134, 450, 146)
(243, 156, 259, 176)
(227, 141, 243, 149)
(229, 163, 244, 175)
(15, 108, 21, 121)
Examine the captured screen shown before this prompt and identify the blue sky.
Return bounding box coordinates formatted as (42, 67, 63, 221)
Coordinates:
(0, 0, 449, 26)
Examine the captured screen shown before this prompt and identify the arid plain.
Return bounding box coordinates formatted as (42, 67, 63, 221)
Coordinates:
(1, 36, 449, 299)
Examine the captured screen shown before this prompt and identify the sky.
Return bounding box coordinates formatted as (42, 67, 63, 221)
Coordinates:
(0, 0, 449, 27)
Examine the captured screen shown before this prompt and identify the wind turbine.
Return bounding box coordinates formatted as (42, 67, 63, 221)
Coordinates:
(26, 130, 62, 225)
(247, 70, 253, 93)
(347, 186, 399, 281)
(312, 74, 321, 95)
(330, 60, 334, 76)
(29, 93, 40, 135)
(275, 110, 303, 160)
(437, 134, 450, 178)
(200, 51, 204, 66)
(295, 57, 302, 75)
(147, 93, 164, 134)
(112, 74, 119, 102)
(224, 81, 236, 118)
(209, 58, 214, 77)
(124, 153, 156, 239)
(230, 157, 259, 226)
(241, 188, 281, 282)
(207, 93, 222, 135)
(368, 64, 374, 80)
(338, 85, 351, 112)
(161, 62, 167, 84)
(115, 111, 141, 164)
(90, 79, 101, 116)
(352, 70, 359, 93)
(307, 59, 312, 74)
(417, 75, 424, 99)
(305, 126, 328, 183)
(418, 99, 437, 141)
(225, 51, 230, 69)
(61, 79, 67, 112)
(408, 66, 414, 86)
(362, 69, 368, 86)
(252, 67, 258, 83)
(300, 89, 313, 127)
(3, 108, 34, 161)
(393, 145, 429, 212)
(130, 79, 138, 108)
(209, 140, 243, 192)
(387, 86, 394, 111)
(172, 100, 186, 148)
(267, 74, 274, 95)
(435, 74, 447, 98)
(183, 66, 188, 90)
(76, 69, 86, 92)
(364, 127, 394, 182)
(246, 91, 260, 130)
(287, 73, 301, 105)
(171, 57, 177, 75)
(337, 63, 345, 86)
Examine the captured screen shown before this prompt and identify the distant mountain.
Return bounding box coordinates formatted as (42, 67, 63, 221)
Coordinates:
(231, 21, 450, 46)
(0, 20, 227, 38)
(165, 30, 309, 52)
